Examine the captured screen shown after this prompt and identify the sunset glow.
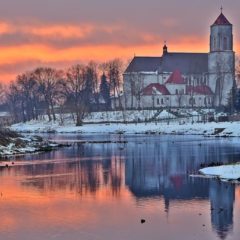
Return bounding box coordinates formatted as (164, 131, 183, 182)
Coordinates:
(0, 0, 240, 83)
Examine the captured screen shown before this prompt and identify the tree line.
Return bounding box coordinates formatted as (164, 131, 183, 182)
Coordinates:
(7, 59, 124, 126)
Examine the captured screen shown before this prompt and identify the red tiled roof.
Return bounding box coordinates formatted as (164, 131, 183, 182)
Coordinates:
(142, 83, 170, 95)
(213, 13, 231, 26)
(165, 69, 185, 84)
(186, 85, 213, 95)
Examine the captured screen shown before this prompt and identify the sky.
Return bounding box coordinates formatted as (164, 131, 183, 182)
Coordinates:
(0, 0, 239, 83)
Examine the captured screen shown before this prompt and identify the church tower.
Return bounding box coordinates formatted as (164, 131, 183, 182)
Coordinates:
(208, 9, 235, 107)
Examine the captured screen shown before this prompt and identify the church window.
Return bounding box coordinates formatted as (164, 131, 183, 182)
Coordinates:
(157, 98, 160, 105)
(175, 89, 178, 95)
(161, 99, 164, 105)
(224, 37, 227, 50)
(189, 97, 196, 105)
(204, 97, 207, 105)
(213, 37, 216, 50)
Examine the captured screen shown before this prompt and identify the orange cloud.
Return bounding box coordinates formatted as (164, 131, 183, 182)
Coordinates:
(0, 21, 120, 39)
(0, 22, 13, 34)
(0, 19, 239, 83)
(21, 24, 94, 39)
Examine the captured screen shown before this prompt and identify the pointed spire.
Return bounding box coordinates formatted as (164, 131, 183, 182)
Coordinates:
(212, 11, 232, 26)
(163, 40, 168, 55)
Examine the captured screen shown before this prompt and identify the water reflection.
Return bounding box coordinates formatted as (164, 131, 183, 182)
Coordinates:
(210, 181, 235, 239)
(0, 135, 240, 240)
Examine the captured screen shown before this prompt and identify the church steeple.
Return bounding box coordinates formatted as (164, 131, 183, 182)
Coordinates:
(210, 9, 233, 52)
(212, 7, 232, 26)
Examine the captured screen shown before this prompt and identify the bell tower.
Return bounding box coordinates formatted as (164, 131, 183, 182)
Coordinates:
(208, 8, 235, 107)
(210, 7, 233, 52)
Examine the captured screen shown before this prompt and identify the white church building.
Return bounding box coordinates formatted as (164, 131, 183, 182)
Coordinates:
(121, 11, 235, 109)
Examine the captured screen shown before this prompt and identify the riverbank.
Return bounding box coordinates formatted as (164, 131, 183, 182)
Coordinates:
(11, 120, 240, 137)
(0, 128, 64, 158)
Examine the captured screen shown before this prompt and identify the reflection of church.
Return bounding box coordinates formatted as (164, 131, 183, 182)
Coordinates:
(209, 181, 235, 240)
(124, 137, 238, 239)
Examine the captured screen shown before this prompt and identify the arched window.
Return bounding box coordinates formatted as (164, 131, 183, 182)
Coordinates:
(204, 97, 207, 106)
(189, 98, 192, 105)
(175, 89, 178, 95)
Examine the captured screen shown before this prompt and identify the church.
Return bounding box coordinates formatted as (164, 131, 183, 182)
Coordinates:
(122, 10, 235, 109)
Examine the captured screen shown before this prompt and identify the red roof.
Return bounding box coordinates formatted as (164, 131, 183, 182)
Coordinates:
(186, 85, 213, 95)
(213, 13, 231, 26)
(165, 69, 185, 84)
(142, 83, 170, 95)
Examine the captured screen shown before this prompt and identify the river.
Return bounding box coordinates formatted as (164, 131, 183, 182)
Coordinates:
(0, 134, 240, 240)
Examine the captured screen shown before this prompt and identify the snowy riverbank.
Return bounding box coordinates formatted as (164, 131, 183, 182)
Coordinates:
(199, 164, 240, 181)
(11, 119, 240, 137)
(0, 128, 64, 158)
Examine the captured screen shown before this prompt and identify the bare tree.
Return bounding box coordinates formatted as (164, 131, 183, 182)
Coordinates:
(105, 59, 124, 109)
(63, 64, 89, 126)
(33, 67, 61, 121)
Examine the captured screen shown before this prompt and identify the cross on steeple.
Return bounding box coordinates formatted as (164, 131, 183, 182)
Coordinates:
(220, 6, 223, 13)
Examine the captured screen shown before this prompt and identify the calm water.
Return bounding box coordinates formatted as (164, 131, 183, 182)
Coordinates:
(1, 134, 240, 240)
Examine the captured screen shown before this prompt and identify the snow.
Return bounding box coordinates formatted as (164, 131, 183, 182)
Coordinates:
(84, 110, 165, 123)
(156, 110, 176, 119)
(199, 164, 240, 180)
(10, 118, 240, 136)
(0, 134, 62, 157)
(10, 109, 240, 136)
(0, 140, 37, 156)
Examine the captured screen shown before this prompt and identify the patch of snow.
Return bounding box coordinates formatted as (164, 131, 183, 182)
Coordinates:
(199, 164, 240, 180)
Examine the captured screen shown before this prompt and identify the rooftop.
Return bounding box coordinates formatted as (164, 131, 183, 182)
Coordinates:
(212, 12, 232, 26)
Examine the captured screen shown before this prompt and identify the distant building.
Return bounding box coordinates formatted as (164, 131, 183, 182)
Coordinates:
(121, 11, 235, 109)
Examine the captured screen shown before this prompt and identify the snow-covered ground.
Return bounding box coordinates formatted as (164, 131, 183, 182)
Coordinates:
(11, 118, 240, 137)
(85, 109, 174, 122)
(199, 164, 240, 180)
(0, 134, 61, 157)
(10, 109, 238, 136)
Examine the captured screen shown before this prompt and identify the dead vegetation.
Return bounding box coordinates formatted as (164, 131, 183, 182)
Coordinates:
(0, 128, 22, 147)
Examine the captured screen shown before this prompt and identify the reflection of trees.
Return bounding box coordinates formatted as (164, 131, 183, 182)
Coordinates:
(21, 158, 125, 197)
(18, 142, 125, 197)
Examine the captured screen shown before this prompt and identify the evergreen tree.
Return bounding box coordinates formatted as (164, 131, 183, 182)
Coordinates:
(100, 73, 111, 108)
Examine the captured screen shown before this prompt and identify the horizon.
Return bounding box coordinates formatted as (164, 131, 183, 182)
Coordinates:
(0, 0, 240, 83)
